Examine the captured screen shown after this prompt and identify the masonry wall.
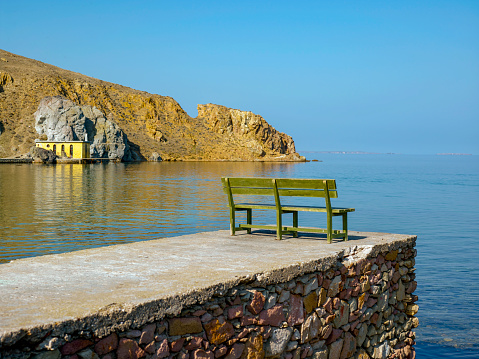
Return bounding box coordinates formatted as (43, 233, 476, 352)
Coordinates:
(0, 239, 417, 359)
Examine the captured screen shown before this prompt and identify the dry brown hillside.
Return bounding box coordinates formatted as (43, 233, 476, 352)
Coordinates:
(0, 49, 302, 161)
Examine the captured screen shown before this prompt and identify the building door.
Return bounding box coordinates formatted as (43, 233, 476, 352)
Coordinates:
(70, 145, 74, 157)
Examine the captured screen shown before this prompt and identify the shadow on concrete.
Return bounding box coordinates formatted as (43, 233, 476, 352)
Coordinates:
(248, 230, 367, 242)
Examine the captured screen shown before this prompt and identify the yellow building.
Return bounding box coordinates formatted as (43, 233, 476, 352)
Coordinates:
(35, 141, 91, 159)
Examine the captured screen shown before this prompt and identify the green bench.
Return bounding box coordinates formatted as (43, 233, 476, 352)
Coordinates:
(221, 177, 355, 243)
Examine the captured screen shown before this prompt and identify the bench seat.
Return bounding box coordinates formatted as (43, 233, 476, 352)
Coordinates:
(236, 203, 354, 214)
(281, 205, 355, 214)
(235, 203, 277, 210)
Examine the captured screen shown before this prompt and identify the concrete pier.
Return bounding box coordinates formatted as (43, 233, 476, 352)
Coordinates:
(0, 230, 417, 358)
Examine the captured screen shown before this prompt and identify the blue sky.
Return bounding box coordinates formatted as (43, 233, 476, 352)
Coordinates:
(1, 1, 478, 154)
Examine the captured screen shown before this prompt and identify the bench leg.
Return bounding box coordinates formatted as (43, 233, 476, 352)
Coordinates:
(293, 211, 298, 238)
(276, 211, 283, 240)
(327, 211, 333, 244)
(246, 209, 252, 234)
(229, 208, 236, 236)
(342, 213, 348, 241)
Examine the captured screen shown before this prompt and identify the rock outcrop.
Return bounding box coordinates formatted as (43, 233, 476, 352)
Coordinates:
(198, 104, 297, 159)
(34, 96, 137, 161)
(0, 49, 303, 161)
(30, 146, 56, 164)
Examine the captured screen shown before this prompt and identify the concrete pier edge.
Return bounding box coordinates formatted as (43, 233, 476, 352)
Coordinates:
(0, 230, 417, 358)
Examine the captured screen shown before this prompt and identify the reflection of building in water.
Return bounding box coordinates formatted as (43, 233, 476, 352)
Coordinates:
(34, 165, 88, 215)
(35, 140, 90, 159)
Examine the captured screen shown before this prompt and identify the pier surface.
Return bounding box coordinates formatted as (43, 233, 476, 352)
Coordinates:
(0, 230, 414, 339)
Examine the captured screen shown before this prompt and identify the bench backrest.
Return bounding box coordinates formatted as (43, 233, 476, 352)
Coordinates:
(275, 179, 338, 198)
(221, 177, 338, 208)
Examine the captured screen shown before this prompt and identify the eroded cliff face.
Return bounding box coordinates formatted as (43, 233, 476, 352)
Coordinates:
(0, 49, 303, 161)
(198, 104, 296, 159)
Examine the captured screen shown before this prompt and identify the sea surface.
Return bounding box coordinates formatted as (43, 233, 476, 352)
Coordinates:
(0, 154, 478, 358)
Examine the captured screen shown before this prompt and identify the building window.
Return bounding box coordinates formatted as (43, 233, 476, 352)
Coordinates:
(46, 144, 50, 148)
(53, 144, 56, 153)
(70, 145, 74, 157)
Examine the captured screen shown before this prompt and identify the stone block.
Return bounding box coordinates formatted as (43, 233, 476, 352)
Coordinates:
(323, 297, 333, 315)
(333, 301, 349, 328)
(77, 349, 99, 359)
(287, 295, 305, 326)
(205, 318, 235, 345)
(320, 324, 332, 340)
(247, 291, 266, 315)
(169, 317, 203, 336)
(304, 291, 318, 314)
(357, 325, 367, 347)
(328, 276, 343, 297)
(61, 339, 94, 355)
(192, 350, 215, 359)
(371, 342, 389, 359)
(117, 338, 146, 359)
(95, 333, 118, 355)
(258, 304, 286, 326)
(241, 316, 257, 326)
(339, 332, 356, 359)
(265, 293, 278, 310)
(264, 328, 293, 357)
(228, 305, 244, 320)
(318, 288, 327, 306)
(34, 351, 61, 359)
(405, 304, 419, 316)
(139, 323, 156, 345)
(328, 339, 344, 359)
(225, 343, 245, 359)
(304, 277, 319, 295)
(325, 329, 342, 345)
(126, 330, 142, 338)
(312, 348, 328, 359)
(170, 338, 186, 352)
(155, 338, 169, 358)
(241, 333, 264, 359)
(185, 337, 204, 350)
(355, 349, 370, 359)
(377, 292, 389, 312)
(406, 281, 417, 294)
(278, 290, 290, 303)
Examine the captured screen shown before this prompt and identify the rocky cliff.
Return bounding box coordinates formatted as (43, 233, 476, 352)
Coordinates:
(34, 96, 137, 161)
(0, 49, 303, 161)
(198, 104, 296, 159)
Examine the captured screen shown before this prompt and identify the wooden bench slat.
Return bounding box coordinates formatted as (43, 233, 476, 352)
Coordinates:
(235, 203, 277, 210)
(283, 226, 345, 236)
(277, 189, 338, 198)
(227, 177, 274, 187)
(227, 187, 276, 196)
(276, 178, 337, 190)
(281, 205, 355, 213)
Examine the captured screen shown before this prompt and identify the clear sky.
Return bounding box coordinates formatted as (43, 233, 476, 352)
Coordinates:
(1, 1, 478, 154)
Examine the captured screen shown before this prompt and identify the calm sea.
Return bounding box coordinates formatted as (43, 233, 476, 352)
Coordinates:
(0, 154, 478, 358)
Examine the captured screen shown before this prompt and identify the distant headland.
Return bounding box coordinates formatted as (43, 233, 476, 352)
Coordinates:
(436, 153, 472, 156)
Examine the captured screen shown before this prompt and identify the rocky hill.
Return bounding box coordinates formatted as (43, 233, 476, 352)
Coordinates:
(0, 49, 303, 161)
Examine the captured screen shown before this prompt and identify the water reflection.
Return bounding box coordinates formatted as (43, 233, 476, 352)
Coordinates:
(0, 162, 304, 263)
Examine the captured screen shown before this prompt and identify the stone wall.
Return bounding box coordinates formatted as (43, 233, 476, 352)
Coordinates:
(0, 239, 417, 359)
